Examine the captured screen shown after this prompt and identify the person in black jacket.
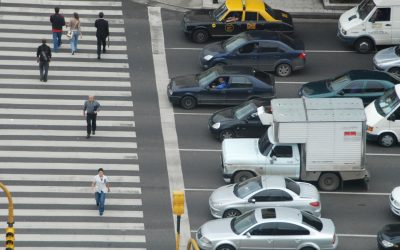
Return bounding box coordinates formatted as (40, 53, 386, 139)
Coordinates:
(36, 39, 52, 82)
(50, 7, 65, 52)
(94, 12, 109, 59)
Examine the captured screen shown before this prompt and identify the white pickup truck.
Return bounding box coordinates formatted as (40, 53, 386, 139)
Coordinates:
(221, 98, 370, 191)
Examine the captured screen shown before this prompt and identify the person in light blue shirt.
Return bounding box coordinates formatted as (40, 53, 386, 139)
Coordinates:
(215, 77, 229, 89)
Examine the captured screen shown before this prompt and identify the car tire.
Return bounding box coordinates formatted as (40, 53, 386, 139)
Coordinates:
(318, 172, 341, 191)
(223, 209, 242, 218)
(300, 247, 316, 250)
(219, 129, 235, 141)
(389, 67, 400, 76)
(180, 96, 197, 110)
(192, 29, 209, 43)
(378, 133, 397, 147)
(217, 245, 236, 250)
(233, 171, 255, 183)
(275, 63, 292, 77)
(354, 37, 374, 54)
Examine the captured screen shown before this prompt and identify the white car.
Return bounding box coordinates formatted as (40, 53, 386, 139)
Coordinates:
(390, 187, 400, 216)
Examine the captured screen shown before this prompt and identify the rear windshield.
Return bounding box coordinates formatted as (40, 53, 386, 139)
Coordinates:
(302, 211, 323, 231)
(233, 176, 262, 198)
(285, 178, 300, 195)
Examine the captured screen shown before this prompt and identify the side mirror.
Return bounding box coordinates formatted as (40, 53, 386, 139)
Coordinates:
(338, 90, 345, 96)
(248, 198, 256, 203)
(246, 232, 251, 238)
(270, 155, 277, 164)
(388, 114, 396, 121)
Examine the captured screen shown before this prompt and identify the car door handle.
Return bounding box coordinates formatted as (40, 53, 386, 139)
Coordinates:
(386, 24, 391, 26)
(295, 239, 301, 243)
(267, 239, 273, 243)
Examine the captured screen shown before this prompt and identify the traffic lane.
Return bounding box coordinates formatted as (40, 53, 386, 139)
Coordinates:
(337, 237, 376, 250)
(366, 155, 400, 193)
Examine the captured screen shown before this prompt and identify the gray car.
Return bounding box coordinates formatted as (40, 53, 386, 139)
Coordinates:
(196, 207, 338, 250)
(374, 46, 400, 75)
(209, 176, 321, 218)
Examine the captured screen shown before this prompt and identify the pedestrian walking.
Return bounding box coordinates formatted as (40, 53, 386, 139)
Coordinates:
(83, 95, 100, 139)
(36, 39, 52, 82)
(95, 12, 109, 59)
(91, 168, 110, 216)
(68, 12, 82, 55)
(50, 6, 65, 52)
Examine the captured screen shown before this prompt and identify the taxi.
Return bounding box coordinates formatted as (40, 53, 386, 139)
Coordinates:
(182, 0, 294, 43)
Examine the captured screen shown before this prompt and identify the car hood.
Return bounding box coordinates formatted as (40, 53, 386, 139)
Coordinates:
(210, 184, 242, 204)
(203, 41, 225, 56)
(380, 224, 400, 242)
(365, 100, 383, 127)
(211, 108, 236, 123)
(222, 138, 263, 165)
(199, 218, 236, 240)
(183, 9, 214, 23)
(339, 6, 363, 31)
(299, 182, 320, 201)
(374, 46, 400, 65)
(171, 75, 199, 89)
(273, 9, 293, 26)
(392, 187, 400, 202)
(300, 80, 331, 96)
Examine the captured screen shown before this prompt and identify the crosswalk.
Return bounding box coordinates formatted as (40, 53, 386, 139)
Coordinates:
(0, 0, 146, 249)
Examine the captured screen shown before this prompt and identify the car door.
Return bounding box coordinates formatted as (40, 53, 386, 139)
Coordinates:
(224, 76, 254, 105)
(226, 42, 259, 68)
(339, 80, 366, 101)
(239, 222, 276, 250)
(237, 113, 266, 138)
(266, 145, 299, 179)
(242, 11, 258, 32)
(366, 7, 392, 45)
(388, 106, 400, 141)
(273, 222, 311, 250)
(197, 77, 229, 105)
(257, 41, 283, 71)
(249, 189, 294, 210)
(362, 80, 391, 105)
(214, 11, 244, 36)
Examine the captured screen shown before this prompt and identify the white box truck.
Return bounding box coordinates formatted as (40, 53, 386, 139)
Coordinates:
(221, 98, 370, 191)
(338, 0, 400, 53)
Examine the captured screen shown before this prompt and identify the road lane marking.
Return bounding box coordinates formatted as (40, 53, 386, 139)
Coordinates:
(0, 234, 145, 242)
(0, 15, 125, 24)
(0, 162, 139, 171)
(148, 6, 190, 249)
(0, 7, 123, 15)
(0, 222, 143, 230)
(0, 197, 141, 206)
(0, 98, 133, 106)
(0, 151, 138, 160)
(0, 78, 131, 87)
(2, 186, 140, 194)
(166, 47, 355, 53)
(1, 0, 122, 7)
(0, 129, 136, 138)
(174, 112, 213, 116)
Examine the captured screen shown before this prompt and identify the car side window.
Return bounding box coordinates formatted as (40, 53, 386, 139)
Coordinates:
(225, 11, 243, 22)
(238, 42, 259, 54)
(245, 12, 258, 21)
(342, 81, 365, 94)
(364, 81, 386, 93)
(270, 146, 293, 158)
(275, 222, 310, 236)
(230, 76, 253, 88)
(252, 189, 293, 202)
(248, 222, 277, 236)
(371, 8, 391, 22)
(258, 42, 283, 53)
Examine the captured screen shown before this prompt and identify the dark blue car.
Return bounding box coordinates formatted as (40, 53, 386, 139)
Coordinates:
(167, 65, 275, 109)
(200, 30, 305, 77)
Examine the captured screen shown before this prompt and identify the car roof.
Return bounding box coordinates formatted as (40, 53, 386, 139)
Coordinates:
(347, 70, 395, 81)
(220, 65, 255, 75)
(255, 207, 302, 223)
(225, 0, 265, 12)
(260, 175, 286, 189)
(244, 31, 304, 50)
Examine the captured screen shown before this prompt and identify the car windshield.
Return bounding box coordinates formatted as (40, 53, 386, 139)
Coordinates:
(198, 69, 219, 87)
(285, 178, 300, 195)
(213, 3, 228, 21)
(231, 210, 257, 235)
(233, 176, 262, 198)
(302, 211, 323, 231)
(264, 3, 278, 20)
(234, 102, 258, 120)
(375, 88, 400, 117)
(328, 74, 351, 91)
(258, 131, 273, 155)
(223, 34, 248, 52)
(357, 0, 375, 20)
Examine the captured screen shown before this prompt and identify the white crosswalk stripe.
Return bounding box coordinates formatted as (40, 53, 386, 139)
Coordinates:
(0, 0, 147, 248)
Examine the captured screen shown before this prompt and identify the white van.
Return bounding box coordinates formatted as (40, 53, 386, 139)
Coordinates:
(366, 84, 400, 146)
(338, 0, 400, 53)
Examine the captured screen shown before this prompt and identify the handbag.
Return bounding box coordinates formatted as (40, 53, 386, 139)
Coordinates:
(66, 30, 72, 39)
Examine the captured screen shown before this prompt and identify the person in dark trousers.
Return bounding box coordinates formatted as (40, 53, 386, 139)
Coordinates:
(91, 168, 110, 216)
(83, 95, 101, 139)
(50, 7, 65, 52)
(36, 39, 52, 82)
(94, 12, 109, 59)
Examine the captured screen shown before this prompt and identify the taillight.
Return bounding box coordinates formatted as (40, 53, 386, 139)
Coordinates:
(309, 201, 320, 207)
(332, 234, 336, 245)
(299, 52, 306, 60)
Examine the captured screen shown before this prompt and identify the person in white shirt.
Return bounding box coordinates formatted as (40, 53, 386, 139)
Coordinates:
(91, 168, 110, 216)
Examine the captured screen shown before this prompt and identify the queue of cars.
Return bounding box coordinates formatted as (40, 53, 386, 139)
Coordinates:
(172, 0, 400, 249)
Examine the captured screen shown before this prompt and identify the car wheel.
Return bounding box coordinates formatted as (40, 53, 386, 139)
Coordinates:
(389, 67, 400, 76)
(233, 171, 255, 183)
(217, 245, 236, 250)
(378, 133, 397, 147)
(223, 209, 242, 218)
(180, 96, 197, 110)
(275, 63, 292, 77)
(192, 29, 209, 43)
(219, 129, 235, 141)
(300, 247, 316, 250)
(354, 37, 374, 54)
(318, 172, 340, 191)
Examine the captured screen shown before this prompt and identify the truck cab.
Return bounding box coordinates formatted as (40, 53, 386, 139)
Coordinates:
(338, 0, 400, 53)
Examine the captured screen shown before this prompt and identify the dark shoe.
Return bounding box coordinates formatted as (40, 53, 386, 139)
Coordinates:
(92, 131, 95, 135)
(99, 212, 103, 216)
(103, 49, 106, 53)
(40, 78, 43, 82)
(44, 79, 47, 82)
(96, 203, 99, 207)
(86, 134, 90, 139)
(72, 51, 74, 55)
(97, 55, 101, 59)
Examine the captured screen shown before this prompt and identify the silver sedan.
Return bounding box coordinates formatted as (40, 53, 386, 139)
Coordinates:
(209, 176, 321, 218)
(373, 46, 400, 75)
(196, 207, 338, 250)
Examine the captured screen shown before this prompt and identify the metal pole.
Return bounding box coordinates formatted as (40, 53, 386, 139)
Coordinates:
(176, 215, 181, 250)
(0, 182, 14, 226)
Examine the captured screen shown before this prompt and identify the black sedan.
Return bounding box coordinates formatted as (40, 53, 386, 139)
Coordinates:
(298, 70, 400, 106)
(208, 98, 271, 140)
(167, 65, 275, 109)
(377, 224, 400, 250)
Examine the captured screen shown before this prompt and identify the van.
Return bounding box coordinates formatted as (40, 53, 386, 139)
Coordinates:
(338, 0, 400, 53)
(366, 84, 400, 146)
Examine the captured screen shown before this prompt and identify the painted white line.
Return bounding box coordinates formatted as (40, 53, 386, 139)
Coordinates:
(0, 69, 130, 78)
(3, 174, 139, 183)
(0, 151, 138, 160)
(0, 119, 134, 127)
(276, 81, 307, 85)
(185, 188, 214, 192)
(0, 7, 123, 16)
(3, 186, 140, 194)
(0, 23, 125, 33)
(0, 32, 126, 42)
(165, 48, 355, 53)
(0, 60, 129, 69)
(0, 99, 133, 107)
(0, 41, 127, 51)
(336, 234, 376, 238)
(15, 248, 144, 250)
(0, 88, 131, 97)
(0, 15, 125, 24)
(0, 129, 136, 138)
(166, 47, 201, 51)
(0, 50, 128, 60)
(180, 148, 221, 152)
(366, 153, 400, 157)
(149, 7, 190, 249)
(0, 162, 139, 171)
(0, 197, 141, 206)
(0, 78, 131, 87)
(0, 108, 133, 117)
(0, 140, 137, 149)
(1, 0, 122, 7)
(0, 222, 143, 230)
(174, 112, 213, 116)
(0, 234, 145, 242)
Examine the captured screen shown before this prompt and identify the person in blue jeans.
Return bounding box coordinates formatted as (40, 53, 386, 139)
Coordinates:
(68, 12, 82, 55)
(50, 7, 65, 52)
(91, 168, 110, 216)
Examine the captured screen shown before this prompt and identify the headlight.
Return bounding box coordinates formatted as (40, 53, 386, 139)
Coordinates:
(168, 88, 173, 95)
(199, 236, 212, 247)
(211, 201, 224, 208)
(382, 239, 394, 248)
(212, 122, 221, 129)
(203, 55, 213, 61)
(367, 126, 373, 132)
